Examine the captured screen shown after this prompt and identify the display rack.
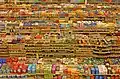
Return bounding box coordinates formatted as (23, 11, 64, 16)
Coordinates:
(0, 0, 120, 79)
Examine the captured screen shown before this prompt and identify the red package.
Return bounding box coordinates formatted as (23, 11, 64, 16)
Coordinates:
(104, 0, 112, 2)
(13, 57, 18, 62)
(57, 75, 62, 79)
(63, 69, 68, 74)
(104, 11, 109, 16)
(6, 57, 12, 64)
(53, 77, 57, 79)
(17, 68, 22, 74)
(6, 58, 10, 63)
(115, 76, 119, 79)
(90, 75, 94, 79)
(65, 13, 69, 17)
(115, 69, 119, 74)
(20, 38, 25, 43)
(13, 62, 18, 66)
(35, 34, 42, 39)
(1, 33, 6, 38)
(11, 66, 14, 74)
(18, 63, 21, 68)
(115, 32, 120, 36)
(118, 69, 120, 74)
(21, 65, 28, 73)
(43, 0, 46, 1)
(111, 76, 115, 79)
(13, 65, 18, 74)
(73, 8, 77, 11)
(117, 36, 120, 43)
(56, 20, 59, 23)
(7, 17, 16, 21)
(19, 11, 25, 15)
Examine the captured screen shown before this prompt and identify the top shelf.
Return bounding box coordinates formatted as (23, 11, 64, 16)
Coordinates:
(0, 1, 120, 4)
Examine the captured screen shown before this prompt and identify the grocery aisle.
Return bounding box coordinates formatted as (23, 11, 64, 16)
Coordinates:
(0, 0, 120, 79)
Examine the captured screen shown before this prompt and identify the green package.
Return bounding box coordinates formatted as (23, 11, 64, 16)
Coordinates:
(78, 0, 85, 3)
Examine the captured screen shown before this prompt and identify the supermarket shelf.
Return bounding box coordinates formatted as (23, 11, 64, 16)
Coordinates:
(0, 73, 119, 77)
(0, 5, 118, 9)
(93, 55, 120, 58)
(0, 16, 116, 19)
(16, 1, 68, 4)
(0, 0, 120, 67)
(20, 28, 111, 32)
(0, 73, 46, 77)
(53, 73, 120, 76)
(65, 65, 120, 67)
(0, 18, 114, 22)
(0, 1, 120, 79)
(93, 52, 111, 54)
(25, 52, 120, 58)
(18, 31, 111, 34)
(79, 74, 120, 76)
(1, 1, 119, 4)
(112, 44, 120, 46)
(37, 43, 108, 46)
(73, 32, 110, 34)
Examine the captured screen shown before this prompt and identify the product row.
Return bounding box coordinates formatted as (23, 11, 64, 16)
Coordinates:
(0, 4, 119, 19)
(0, 57, 119, 79)
(0, 33, 119, 57)
(0, 0, 117, 3)
(0, 20, 116, 29)
(0, 32, 119, 43)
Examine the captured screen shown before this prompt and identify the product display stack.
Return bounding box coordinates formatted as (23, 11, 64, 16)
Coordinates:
(0, 0, 120, 79)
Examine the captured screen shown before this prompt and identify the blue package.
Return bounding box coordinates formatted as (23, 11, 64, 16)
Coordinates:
(0, 59, 2, 63)
(95, 76, 99, 79)
(32, 64, 36, 69)
(24, 22, 32, 26)
(2, 58, 6, 63)
(31, 68, 36, 74)
(95, 68, 99, 74)
(17, 34, 23, 40)
(1, 59, 3, 64)
(31, 64, 36, 73)
(28, 64, 32, 73)
(2, 59, 4, 64)
(94, 22, 97, 26)
(60, 24, 64, 28)
(99, 76, 104, 79)
(90, 22, 93, 26)
(91, 68, 95, 74)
